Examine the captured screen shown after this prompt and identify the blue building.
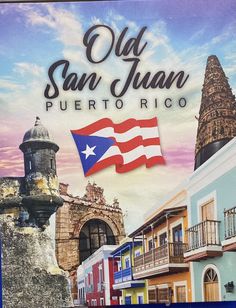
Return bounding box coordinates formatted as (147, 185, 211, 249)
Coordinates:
(111, 239, 147, 305)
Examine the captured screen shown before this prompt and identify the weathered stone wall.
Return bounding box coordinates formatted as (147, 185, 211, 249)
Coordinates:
(0, 178, 24, 211)
(1, 217, 73, 308)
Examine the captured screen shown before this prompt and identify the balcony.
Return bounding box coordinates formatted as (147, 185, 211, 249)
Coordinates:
(114, 267, 132, 284)
(133, 242, 188, 279)
(222, 206, 236, 252)
(184, 220, 222, 262)
(113, 267, 145, 289)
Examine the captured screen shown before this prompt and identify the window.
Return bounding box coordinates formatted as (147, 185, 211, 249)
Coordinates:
(100, 298, 105, 306)
(204, 268, 219, 301)
(135, 249, 141, 257)
(117, 260, 121, 271)
(90, 273, 93, 291)
(125, 256, 130, 269)
(99, 265, 103, 283)
(148, 239, 154, 250)
(29, 160, 32, 171)
(172, 224, 182, 242)
(159, 232, 167, 246)
(176, 286, 186, 302)
(50, 158, 54, 169)
(157, 287, 171, 303)
(148, 289, 157, 304)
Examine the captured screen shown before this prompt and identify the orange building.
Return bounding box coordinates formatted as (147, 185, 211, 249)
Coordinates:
(129, 181, 192, 304)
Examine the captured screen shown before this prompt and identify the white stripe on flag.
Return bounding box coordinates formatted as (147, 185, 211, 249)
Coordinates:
(91, 126, 159, 142)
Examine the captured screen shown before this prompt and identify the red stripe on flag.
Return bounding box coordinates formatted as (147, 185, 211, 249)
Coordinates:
(116, 156, 146, 173)
(115, 137, 160, 153)
(71, 117, 158, 136)
(85, 152, 164, 176)
(85, 155, 123, 176)
(115, 154, 164, 173)
(146, 156, 165, 168)
(138, 117, 158, 127)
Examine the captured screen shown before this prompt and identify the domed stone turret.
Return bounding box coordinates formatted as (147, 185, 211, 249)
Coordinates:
(19, 117, 63, 227)
(20, 116, 58, 154)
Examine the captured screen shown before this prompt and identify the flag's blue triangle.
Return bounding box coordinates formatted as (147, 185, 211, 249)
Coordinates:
(71, 133, 115, 175)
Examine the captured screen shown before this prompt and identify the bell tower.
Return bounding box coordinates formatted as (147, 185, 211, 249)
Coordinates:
(195, 55, 236, 169)
(19, 117, 63, 227)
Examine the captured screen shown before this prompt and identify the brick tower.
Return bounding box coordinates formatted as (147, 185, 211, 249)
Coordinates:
(195, 55, 236, 169)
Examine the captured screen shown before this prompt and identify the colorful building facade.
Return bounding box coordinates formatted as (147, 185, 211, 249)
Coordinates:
(185, 138, 236, 302)
(111, 239, 148, 305)
(76, 265, 86, 306)
(129, 185, 192, 304)
(77, 245, 121, 306)
(73, 55, 236, 305)
(184, 54, 236, 302)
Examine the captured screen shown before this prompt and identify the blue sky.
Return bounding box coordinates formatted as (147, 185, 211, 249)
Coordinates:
(1, 0, 236, 75)
(0, 0, 236, 232)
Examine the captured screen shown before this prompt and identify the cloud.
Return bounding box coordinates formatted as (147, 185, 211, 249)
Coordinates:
(190, 27, 206, 42)
(210, 21, 236, 45)
(1, 3, 235, 233)
(0, 146, 23, 177)
(26, 5, 83, 47)
(14, 62, 44, 77)
(0, 79, 23, 91)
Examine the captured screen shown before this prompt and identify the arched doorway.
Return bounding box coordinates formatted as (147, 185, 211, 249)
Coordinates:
(79, 219, 116, 263)
(203, 267, 220, 301)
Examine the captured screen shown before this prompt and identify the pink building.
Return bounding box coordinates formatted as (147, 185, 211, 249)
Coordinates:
(78, 245, 121, 306)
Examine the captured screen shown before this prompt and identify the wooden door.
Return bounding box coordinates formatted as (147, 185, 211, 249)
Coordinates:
(204, 268, 219, 301)
(176, 285, 186, 302)
(204, 282, 219, 301)
(201, 199, 215, 245)
(201, 199, 214, 221)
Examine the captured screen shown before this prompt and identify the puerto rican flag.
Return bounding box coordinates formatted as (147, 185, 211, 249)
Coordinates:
(71, 117, 165, 176)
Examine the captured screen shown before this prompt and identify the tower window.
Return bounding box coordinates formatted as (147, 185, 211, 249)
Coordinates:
(29, 160, 32, 171)
(50, 158, 54, 169)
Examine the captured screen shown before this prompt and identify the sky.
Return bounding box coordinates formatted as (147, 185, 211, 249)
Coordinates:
(0, 0, 236, 234)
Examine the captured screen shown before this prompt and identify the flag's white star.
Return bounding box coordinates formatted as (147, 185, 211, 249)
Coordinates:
(81, 144, 96, 159)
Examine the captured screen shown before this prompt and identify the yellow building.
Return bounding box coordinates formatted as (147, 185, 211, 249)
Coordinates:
(111, 238, 148, 305)
(129, 181, 192, 304)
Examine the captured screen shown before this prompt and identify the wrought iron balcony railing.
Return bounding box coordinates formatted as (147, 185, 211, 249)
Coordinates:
(186, 220, 221, 251)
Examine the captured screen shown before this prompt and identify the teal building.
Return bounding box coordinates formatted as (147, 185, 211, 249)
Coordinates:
(184, 55, 236, 302)
(185, 138, 236, 301)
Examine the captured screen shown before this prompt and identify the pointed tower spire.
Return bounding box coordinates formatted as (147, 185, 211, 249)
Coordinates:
(194, 55, 236, 170)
